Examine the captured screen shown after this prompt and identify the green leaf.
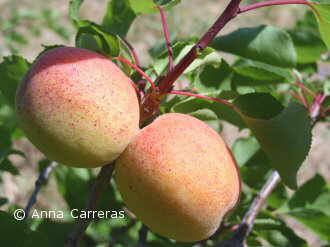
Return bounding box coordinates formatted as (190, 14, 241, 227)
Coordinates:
(254, 216, 308, 247)
(267, 184, 289, 209)
(310, 1, 330, 49)
(232, 73, 278, 87)
(102, 0, 136, 38)
(0, 95, 18, 149)
(233, 59, 294, 82)
(240, 150, 271, 189)
(287, 209, 330, 241)
(153, 42, 221, 76)
(75, 22, 120, 57)
(234, 93, 312, 189)
(0, 211, 49, 246)
(194, 60, 233, 93)
(0, 96, 16, 124)
(0, 158, 19, 175)
(211, 25, 297, 68)
(171, 94, 246, 128)
(232, 136, 260, 167)
(54, 166, 92, 210)
(289, 29, 327, 64)
(0, 197, 8, 207)
(128, 0, 180, 14)
(281, 174, 330, 215)
(0, 55, 30, 108)
(188, 109, 222, 133)
(37, 220, 75, 247)
(69, 0, 84, 27)
(324, 79, 330, 96)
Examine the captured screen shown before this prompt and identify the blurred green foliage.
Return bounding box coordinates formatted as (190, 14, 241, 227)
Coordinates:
(0, 4, 69, 56)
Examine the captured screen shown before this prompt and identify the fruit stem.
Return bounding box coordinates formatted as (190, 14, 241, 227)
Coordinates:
(156, 5, 174, 74)
(238, 0, 309, 14)
(113, 57, 157, 91)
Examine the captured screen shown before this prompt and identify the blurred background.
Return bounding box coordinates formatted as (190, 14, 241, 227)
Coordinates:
(0, 0, 330, 246)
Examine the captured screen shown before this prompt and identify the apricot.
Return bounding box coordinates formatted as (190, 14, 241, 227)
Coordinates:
(15, 47, 139, 168)
(115, 113, 240, 242)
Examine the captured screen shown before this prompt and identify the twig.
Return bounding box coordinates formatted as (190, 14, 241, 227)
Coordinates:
(108, 219, 137, 247)
(122, 38, 141, 68)
(290, 91, 308, 109)
(238, 0, 308, 14)
(217, 171, 281, 247)
(241, 171, 280, 233)
(140, 0, 241, 122)
(157, 5, 174, 74)
(66, 163, 115, 247)
(310, 94, 327, 119)
(135, 224, 149, 247)
(24, 161, 58, 219)
(293, 70, 316, 98)
(113, 57, 157, 91)
(169, 90, 235, 108)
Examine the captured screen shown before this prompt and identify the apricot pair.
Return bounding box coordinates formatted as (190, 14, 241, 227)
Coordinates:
(16, 47, 240, 242)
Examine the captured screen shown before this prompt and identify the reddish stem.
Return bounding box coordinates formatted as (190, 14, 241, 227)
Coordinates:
(291, 91, 308, 109)
(122, 38, 141, 68)
(158, 0, 241, 94)
(238, 0, 308, 13)
(140, 0, 241, 123)
(113, 57, 157, 91)
(169, 90, 235, 108)
(157, 5, 174, 74)
(296, 82, 316, 98)
(310, 94, 327, 119)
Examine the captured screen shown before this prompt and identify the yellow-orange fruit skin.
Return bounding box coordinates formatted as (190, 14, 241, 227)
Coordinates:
(115, 113, 240, 242)
(15, 47, 139, 168)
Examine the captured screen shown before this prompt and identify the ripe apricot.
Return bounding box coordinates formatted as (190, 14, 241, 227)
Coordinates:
(16, 47, 139, 167)
(115, 113, 240, 242)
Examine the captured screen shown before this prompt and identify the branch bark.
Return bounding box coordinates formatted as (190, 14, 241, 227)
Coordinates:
(24, 161, 58, 219)
(217, 171, 280, 247)
(66, 162, 115, 247)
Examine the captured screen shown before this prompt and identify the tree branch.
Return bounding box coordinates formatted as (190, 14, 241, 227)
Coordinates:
(66, 162, 115, 247)
(135, 224, 149, 247)
(24, 161, 58, 219)
(217, 171, 281, 247)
